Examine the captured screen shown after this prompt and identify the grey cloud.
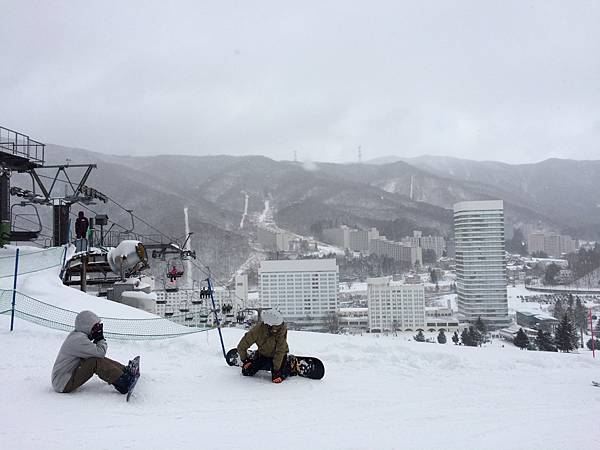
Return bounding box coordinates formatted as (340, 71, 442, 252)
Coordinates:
(1, 0, 599, 163)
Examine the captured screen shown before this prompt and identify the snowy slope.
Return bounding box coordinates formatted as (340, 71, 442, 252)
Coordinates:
(1, 261, 600, 449)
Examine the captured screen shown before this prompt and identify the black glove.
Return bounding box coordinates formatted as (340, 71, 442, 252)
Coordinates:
(272, 369, 283, 384)
(91, 322, 105, 343)
(241, 358, 253, 375)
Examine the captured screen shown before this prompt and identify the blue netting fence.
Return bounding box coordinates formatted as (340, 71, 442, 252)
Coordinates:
(0, 289, 212, 339)
(0, 247, 214, 339)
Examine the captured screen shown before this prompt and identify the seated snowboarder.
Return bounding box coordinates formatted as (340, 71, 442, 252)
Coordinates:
(237, 309, 291, 383)
(51, 310, 135, 394)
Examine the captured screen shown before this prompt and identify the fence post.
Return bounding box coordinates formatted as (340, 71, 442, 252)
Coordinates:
(207, 277, 227, 360)
(10, 248, 20, 331)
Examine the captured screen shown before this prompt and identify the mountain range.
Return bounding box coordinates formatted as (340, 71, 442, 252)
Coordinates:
(12, 145, 600, 280)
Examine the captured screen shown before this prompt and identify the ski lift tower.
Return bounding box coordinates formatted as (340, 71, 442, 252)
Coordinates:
(0, 126, 45, 244)
(1, 125, 104, 247)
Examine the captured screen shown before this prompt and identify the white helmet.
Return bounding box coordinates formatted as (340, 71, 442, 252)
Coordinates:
(262, 309, 284, 326)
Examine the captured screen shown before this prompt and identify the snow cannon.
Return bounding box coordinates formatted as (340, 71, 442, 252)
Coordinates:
(107, 240, 149, 277)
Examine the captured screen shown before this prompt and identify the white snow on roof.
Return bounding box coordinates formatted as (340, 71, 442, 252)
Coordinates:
(259, 258, 338, 273)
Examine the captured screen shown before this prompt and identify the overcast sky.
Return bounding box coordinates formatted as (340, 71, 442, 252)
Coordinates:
(1, 1, 599, 163)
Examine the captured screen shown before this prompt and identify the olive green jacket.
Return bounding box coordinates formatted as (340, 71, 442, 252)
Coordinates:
(237, 322, 289, 370)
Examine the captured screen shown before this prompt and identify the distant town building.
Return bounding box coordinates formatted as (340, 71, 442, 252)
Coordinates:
(321, 225, 421, 266)
(257, 226, 294, 252)
(337, 307, 369, 333)
(349, 227, 380, 253)
(403, 230, 446, 259)
(446, 237, 455, 258)
(515, 311, 559, 333)
(454, 200, 509, 329)
(369, 236, 423, 266)
(322, 225, 350, 249)
(322, 225, 379, 253)
(258, 259, 339, 331)
(367, 276, 425, 332)
(527, 231, 577, 257)
(425, 307, 460, 332)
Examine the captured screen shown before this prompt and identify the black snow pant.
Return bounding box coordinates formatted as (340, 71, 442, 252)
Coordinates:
(242, 353, 292, 378)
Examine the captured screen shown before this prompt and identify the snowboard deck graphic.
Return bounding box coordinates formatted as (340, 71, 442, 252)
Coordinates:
(226, 348, 324, 380)
(126, 356, 141, 402)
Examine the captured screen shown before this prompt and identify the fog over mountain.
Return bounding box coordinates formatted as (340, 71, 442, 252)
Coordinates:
(13, 143, 599, 280)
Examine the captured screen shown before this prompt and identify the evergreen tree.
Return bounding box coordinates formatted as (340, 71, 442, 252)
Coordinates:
(514, 328, 529, 349)
(544, 263, 560, 285)
(553, 299, 565, 320)
(437, 329, 447, 344)
(567, 293, 574, 309)
(414, 330, 425, 342)
(475, 316, 487, 335)
(555, 314, 578, 352)
(586, 338, 600, 351)
(573, 298, 587, 330)
(469, 326, 483, 347)
(535, 329, 556, 352)
(461, 328, 473, 346)
(452, 331, 459, 345)
(429, 268, 438, 284)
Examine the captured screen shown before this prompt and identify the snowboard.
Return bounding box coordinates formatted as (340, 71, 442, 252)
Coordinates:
(593, 381, 600, 387)
(226, 348, 325, 380)
(126, 356, 141, 402)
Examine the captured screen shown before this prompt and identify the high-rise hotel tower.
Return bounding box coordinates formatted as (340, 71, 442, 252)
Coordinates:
(454, 200, 509, 329)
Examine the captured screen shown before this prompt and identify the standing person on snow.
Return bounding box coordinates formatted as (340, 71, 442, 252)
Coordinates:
(51, 310, 135, 394)
(75, 211, 89, 239)
(236, 309, 290, 383)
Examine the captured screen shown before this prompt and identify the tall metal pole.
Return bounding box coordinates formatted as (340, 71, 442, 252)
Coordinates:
(590, 309, 595, 359)
(80, 254, 88, 292)
(10, 248, 20, 331)
(207, 277, 227, 360)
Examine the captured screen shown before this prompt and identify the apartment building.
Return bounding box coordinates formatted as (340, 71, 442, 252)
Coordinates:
(369, 236, 423, 266)
(259, 259, 339, 331)
(454, 200, 509, 329)
(257, 226, 293, 252)
(403, 230, 446, 259)
(367, 277, 425, 332)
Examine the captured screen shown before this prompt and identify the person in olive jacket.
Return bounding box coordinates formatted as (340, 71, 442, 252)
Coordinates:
(237, 309, 290, 383)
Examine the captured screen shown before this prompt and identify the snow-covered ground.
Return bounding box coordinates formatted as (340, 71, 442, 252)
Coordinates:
(1, 251, 600, 449)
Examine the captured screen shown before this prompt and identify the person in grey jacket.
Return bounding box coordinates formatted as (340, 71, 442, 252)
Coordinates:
(51, 310, 134, 394)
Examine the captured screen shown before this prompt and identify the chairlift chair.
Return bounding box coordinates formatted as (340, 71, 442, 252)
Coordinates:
(9, 202, 42, 241)
(166, 258, 184, 282)
(191, 290, 203, 305)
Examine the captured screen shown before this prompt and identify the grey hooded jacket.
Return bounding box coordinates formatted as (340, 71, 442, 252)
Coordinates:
(51, 310, 108, 393)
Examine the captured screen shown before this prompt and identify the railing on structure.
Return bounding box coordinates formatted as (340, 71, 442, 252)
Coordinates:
(0, 125, 45, 165)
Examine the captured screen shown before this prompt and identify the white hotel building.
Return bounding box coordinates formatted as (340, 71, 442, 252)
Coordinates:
(454, 200, 509, 329)
(367, 277, 425, 332)
(259, 259, 339, 331)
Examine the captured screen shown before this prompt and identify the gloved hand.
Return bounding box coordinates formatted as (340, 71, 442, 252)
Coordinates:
(272, 369, 284, 384)
(91, 322, 105, 343)
(241, 358, 253, 376)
